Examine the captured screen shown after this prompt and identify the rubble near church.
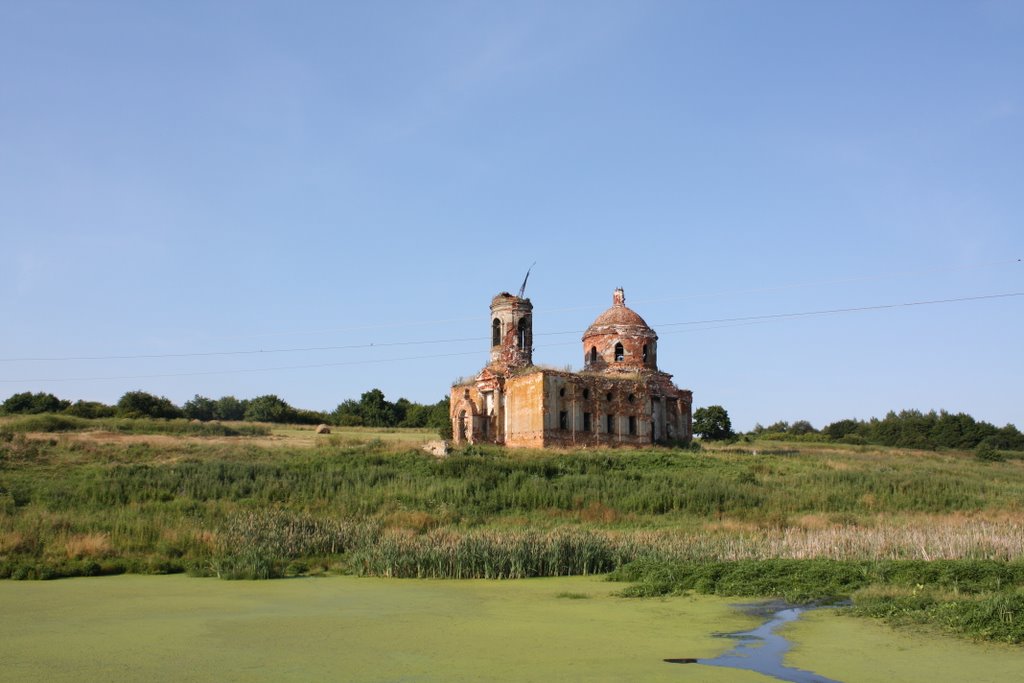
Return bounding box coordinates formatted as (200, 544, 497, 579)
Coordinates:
(451, 287, 693, 448)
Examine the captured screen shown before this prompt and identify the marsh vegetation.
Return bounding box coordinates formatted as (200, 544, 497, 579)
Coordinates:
(2, 414, 1023, 642)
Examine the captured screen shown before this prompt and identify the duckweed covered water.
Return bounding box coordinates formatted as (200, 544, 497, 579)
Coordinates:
(0, 575, 757, 682)
(3, 575, 1024, 682)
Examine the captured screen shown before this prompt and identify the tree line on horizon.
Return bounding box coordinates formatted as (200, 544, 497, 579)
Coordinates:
(687, 404, 1023, 453)
(3, 390, 1021, 452)
(746, 409, 1024, 451)
(0, 389, 451, 432)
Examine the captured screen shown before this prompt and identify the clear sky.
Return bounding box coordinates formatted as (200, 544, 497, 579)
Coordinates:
(2, 1, 1022, 431)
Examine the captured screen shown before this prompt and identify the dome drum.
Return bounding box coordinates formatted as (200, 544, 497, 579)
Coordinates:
(582, 288, 659, 371)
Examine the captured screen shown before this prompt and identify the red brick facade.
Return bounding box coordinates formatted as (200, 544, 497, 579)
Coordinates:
(452, 288, 692, 448)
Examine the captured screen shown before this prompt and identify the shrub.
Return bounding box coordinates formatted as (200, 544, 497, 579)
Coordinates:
(116, 391, 182, 419)
(64, 400, 116, 418)
(182, 395, 216, 421)
(243, 395, 298, 424)
(213, 396, 248, 421)
(1, 392, 70, 415)
(976, 446, 1006, 462)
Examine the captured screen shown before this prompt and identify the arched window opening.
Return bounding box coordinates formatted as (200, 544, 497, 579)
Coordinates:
(642, 344, 648, 363)
(458, 411, 467, 441)
(582, 389, 590, 400)
(589, 346, 597, 364)
(492, 319, 501, 347)
(517, 318, 528, 350)
(614, 342, 624, 362)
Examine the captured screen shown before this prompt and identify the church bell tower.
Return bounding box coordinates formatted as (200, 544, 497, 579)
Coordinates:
(489, 292, 532, 371)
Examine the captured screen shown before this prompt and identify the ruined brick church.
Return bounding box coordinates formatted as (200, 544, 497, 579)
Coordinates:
(451, 287, 693, 448)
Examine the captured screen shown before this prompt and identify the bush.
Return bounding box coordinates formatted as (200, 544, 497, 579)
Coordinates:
(64, 400, 116, 418)
(1, 392, 70, 415)
(182, 395, 216, 421)
(116, 391, 182, 419)
(853, 589, 1024, 643)
(611, 558, 1024, 609)
(243, 395, 298, 423)
(976, 446, 1006, 462)
(213, 396, 248, 421)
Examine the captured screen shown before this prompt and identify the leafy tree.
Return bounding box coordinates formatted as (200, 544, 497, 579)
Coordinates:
(994, 425, 1024, 450)
(824, 419, 859, 440)
(1, 391, 70, 415)
(393, 397, 412, 426)
(183, 395, 216, 421)
(116, 391, 181, 419)
(819, 410, 1022, 450)
(358, 389, 395, 427)
(214, 396, 247, 421)
(331, 399, 363, 426)
(64, 400, 116, 418)
(789, 420, 817, 436)
(400, 403, 430, 428)
(330, 391, 449, 435)
(243, 394, 297, 423)
(428, 395, 452, 439)
(294, 409, 329, 425)
(693, 405, 734, 440)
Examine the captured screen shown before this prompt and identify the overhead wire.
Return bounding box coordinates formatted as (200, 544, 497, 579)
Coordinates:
(157, 257, 1023, 342)
(3, 291, 1021, 364)
(1, 290, 1020, 383)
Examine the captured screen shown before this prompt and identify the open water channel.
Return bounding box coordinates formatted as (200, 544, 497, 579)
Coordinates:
(666, 601, 845, 682)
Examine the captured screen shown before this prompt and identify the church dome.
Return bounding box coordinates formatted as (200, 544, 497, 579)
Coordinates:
(583, 288, 656, 339)
(582, 288, 658, 371)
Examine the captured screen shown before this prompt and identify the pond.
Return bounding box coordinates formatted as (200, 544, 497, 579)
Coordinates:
(2, 575, 1021, 682)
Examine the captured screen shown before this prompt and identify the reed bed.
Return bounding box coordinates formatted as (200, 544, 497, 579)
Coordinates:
(211, 510, 380, 579)
(346, 519, 1024, 579)
(3, 433, 1024, 580)
(632, 520, 1024, 563)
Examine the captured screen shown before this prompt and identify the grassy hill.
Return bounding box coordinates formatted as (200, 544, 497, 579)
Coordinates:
(3, 416, 1024, 641)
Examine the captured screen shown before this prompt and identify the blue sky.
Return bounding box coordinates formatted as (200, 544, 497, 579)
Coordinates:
(2, 1, 1022, 431)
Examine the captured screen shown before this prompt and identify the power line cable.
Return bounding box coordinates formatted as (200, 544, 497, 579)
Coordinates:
(0, 349, 489, 383)
(0, 335, 488, 363)
(2, 291, 1020, 364)
(657, 291, 1024, 329)
(3, 290, 1019, 363)
(133, 257, 1024, 342)
(1, 291, 1020, 383)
